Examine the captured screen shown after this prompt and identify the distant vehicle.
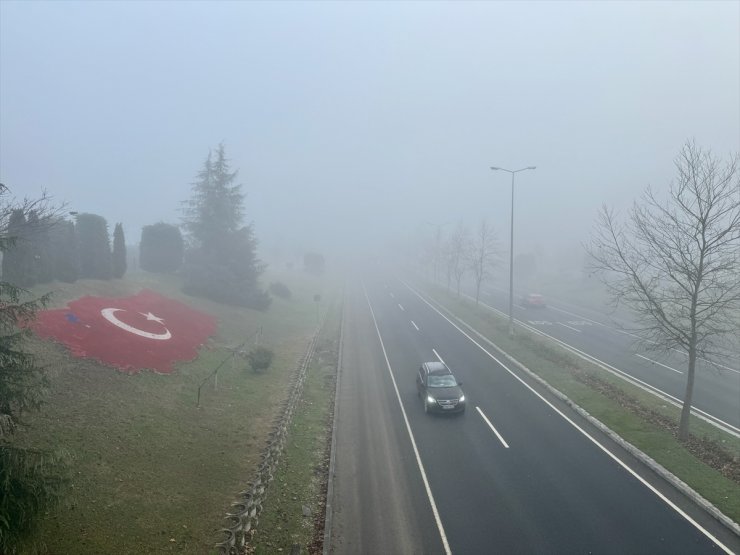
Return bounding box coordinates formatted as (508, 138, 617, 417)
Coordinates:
(521, 293, 546, 308)
(416, 361, 466, 414)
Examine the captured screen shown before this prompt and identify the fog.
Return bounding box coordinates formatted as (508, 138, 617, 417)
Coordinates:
(1, 1, 738, 268)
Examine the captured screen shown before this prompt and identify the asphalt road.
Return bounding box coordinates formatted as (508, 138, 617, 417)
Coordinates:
(479, 284, 740, 434)
(326, 276, 739, 555)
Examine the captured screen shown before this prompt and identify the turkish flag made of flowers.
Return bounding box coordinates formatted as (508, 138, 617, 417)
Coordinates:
(33, 289, 217, 374)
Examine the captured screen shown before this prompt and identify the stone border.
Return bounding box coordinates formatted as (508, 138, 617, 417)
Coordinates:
(321, 287, 345, 555)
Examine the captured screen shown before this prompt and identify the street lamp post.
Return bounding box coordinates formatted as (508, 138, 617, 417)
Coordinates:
(490, 165, 536, 337)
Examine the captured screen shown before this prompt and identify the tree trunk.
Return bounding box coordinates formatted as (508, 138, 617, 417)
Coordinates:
(678, 344, 697, 441)
(475, 280, 481, 305)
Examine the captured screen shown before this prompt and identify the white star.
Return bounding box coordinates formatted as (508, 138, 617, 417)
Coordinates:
(139, 312, 165, 324)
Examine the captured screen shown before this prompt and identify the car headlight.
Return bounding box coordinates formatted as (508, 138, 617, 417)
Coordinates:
(459, 395, 465, 402)
(426, 395, 435, 404)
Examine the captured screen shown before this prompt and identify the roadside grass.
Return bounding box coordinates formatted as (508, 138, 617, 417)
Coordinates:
(419, 283, 740, 524)
(16, 269, 337, 554)
(250, 294, 341, 555)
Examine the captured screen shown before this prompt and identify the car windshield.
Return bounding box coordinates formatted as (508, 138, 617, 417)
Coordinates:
(428, 374, 457, 388)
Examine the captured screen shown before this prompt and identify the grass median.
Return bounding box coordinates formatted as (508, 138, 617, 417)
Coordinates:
(419, 283, 740, 524)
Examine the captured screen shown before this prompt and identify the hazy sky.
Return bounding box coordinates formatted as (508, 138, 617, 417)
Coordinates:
(1, 1, 738, 263)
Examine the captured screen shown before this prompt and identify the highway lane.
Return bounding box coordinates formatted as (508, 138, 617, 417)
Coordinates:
(479, 285, 740, 433)
(329, 276, 738, 554)
(327, 282, 446, 554)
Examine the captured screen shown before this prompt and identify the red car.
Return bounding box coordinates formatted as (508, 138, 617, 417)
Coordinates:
(521, 293, 546, 308)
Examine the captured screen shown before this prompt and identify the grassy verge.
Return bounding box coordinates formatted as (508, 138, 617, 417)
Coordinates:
(250, 293, 342, 554)
(16, 269, 338, 554)
(420, 283, 740, 524)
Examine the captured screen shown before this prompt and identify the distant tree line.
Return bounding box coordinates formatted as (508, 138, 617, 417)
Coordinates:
(427, 218, 501, 304)
(1, 209, 127, 287)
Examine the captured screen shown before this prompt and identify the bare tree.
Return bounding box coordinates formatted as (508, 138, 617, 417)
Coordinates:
(447, 221, 470, 297)
(0, 185, 65, 239)
(469, 218, 500, 305)
(586, 141, 740, 440)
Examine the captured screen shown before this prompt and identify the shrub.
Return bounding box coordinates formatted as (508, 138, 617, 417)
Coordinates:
(181, 260, 272, 311)
(246, 346, 274, 373)
(140, 222, 183, 273)
(269, 281, 291, 299)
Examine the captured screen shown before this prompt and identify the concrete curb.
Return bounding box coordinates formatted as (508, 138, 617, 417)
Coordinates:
(425, 290, 740, 539)
(322, 283, 345, 555)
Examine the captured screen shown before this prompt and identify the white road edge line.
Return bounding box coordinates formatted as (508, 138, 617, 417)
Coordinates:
(363, 283, 452, 555)
(403, 281, 734, 555)
(411, 320, 420, 331)
(636, 354, 683, 374)
(398, 303, 405, 312)
(476, 406, 510, 448)
(432, 348, 445, 364)
(557, 322, 582, 333)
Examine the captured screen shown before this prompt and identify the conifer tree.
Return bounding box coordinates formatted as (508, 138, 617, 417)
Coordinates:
(181, 144, 270, 309)
(1, 209, 30, 286)
(76, 213, 112, 280)
(0, 185, 68, 552)
(51, 219, 79, 283)
(112, 223, 127, 278)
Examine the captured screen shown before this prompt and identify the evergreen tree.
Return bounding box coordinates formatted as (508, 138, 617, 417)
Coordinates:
(112, 223, 127, 278)
(76, 213, 112, 280)
(182, 145, 244, 253)
(140, 222, 183, 273)
(0, 185, 68, 552)
(181, 144, 269, 309)
(27, 211, 55, 285)
(51, 219, 79, 283)
(1, 209, 30, 286)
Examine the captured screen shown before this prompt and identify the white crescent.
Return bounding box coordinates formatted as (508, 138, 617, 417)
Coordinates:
(100, 308, 172, 340)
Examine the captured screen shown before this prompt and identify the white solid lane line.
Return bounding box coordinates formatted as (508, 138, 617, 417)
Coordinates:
(363, 284, 452, 555)
(557, 322, 582, 333)
(432, 348, 445, 365)
(636, 354, 683, 374)
(411, 320, 420, 331)
(476, 406, 510, 448)
(398, 303, 405, 312)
